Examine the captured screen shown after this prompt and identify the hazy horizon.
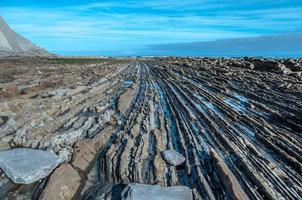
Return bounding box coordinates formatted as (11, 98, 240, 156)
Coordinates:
(53, 32, 302, 57)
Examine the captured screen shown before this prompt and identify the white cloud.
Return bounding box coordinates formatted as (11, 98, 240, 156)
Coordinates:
(0, 0, 301, 53)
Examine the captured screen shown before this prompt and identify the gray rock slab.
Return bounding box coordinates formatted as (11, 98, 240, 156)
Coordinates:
(0, 148, 60, 184)
(161, 150, 185, 166)
(121, 183, 193, 200)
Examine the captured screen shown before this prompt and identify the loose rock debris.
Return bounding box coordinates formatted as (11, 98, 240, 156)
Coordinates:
(0, 57, 301, 199)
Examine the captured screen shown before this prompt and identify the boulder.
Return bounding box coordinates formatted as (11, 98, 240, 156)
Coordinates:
(121, 183, 193, 200)
(0, 148, 60, 184)
(161, 150, 185, 166)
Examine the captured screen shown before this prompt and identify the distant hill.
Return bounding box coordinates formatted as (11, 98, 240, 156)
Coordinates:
(147, 33, 302, 57)
(0, 16, 52, 57)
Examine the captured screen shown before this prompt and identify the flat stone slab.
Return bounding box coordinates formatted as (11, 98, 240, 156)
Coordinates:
(121, 183, 193, 200)
(0, 148, 60, 184)
(161, 150, 185, 166)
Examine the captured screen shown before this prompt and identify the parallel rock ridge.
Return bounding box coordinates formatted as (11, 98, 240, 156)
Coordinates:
(0, 57, 301, 199)
(0, 16, 52, 57)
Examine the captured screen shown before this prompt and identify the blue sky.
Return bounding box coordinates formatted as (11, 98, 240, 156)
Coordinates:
(1, 0, 302, 56)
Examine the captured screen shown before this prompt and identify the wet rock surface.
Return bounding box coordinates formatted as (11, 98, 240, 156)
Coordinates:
(0, 57, 301, 199)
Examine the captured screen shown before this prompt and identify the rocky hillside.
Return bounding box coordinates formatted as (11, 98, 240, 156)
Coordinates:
(0, 16, 52, 57)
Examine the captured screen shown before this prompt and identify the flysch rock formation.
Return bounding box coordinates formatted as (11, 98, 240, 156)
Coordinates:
(0, 57, 301, 199)
(0, 16, 52, 57)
